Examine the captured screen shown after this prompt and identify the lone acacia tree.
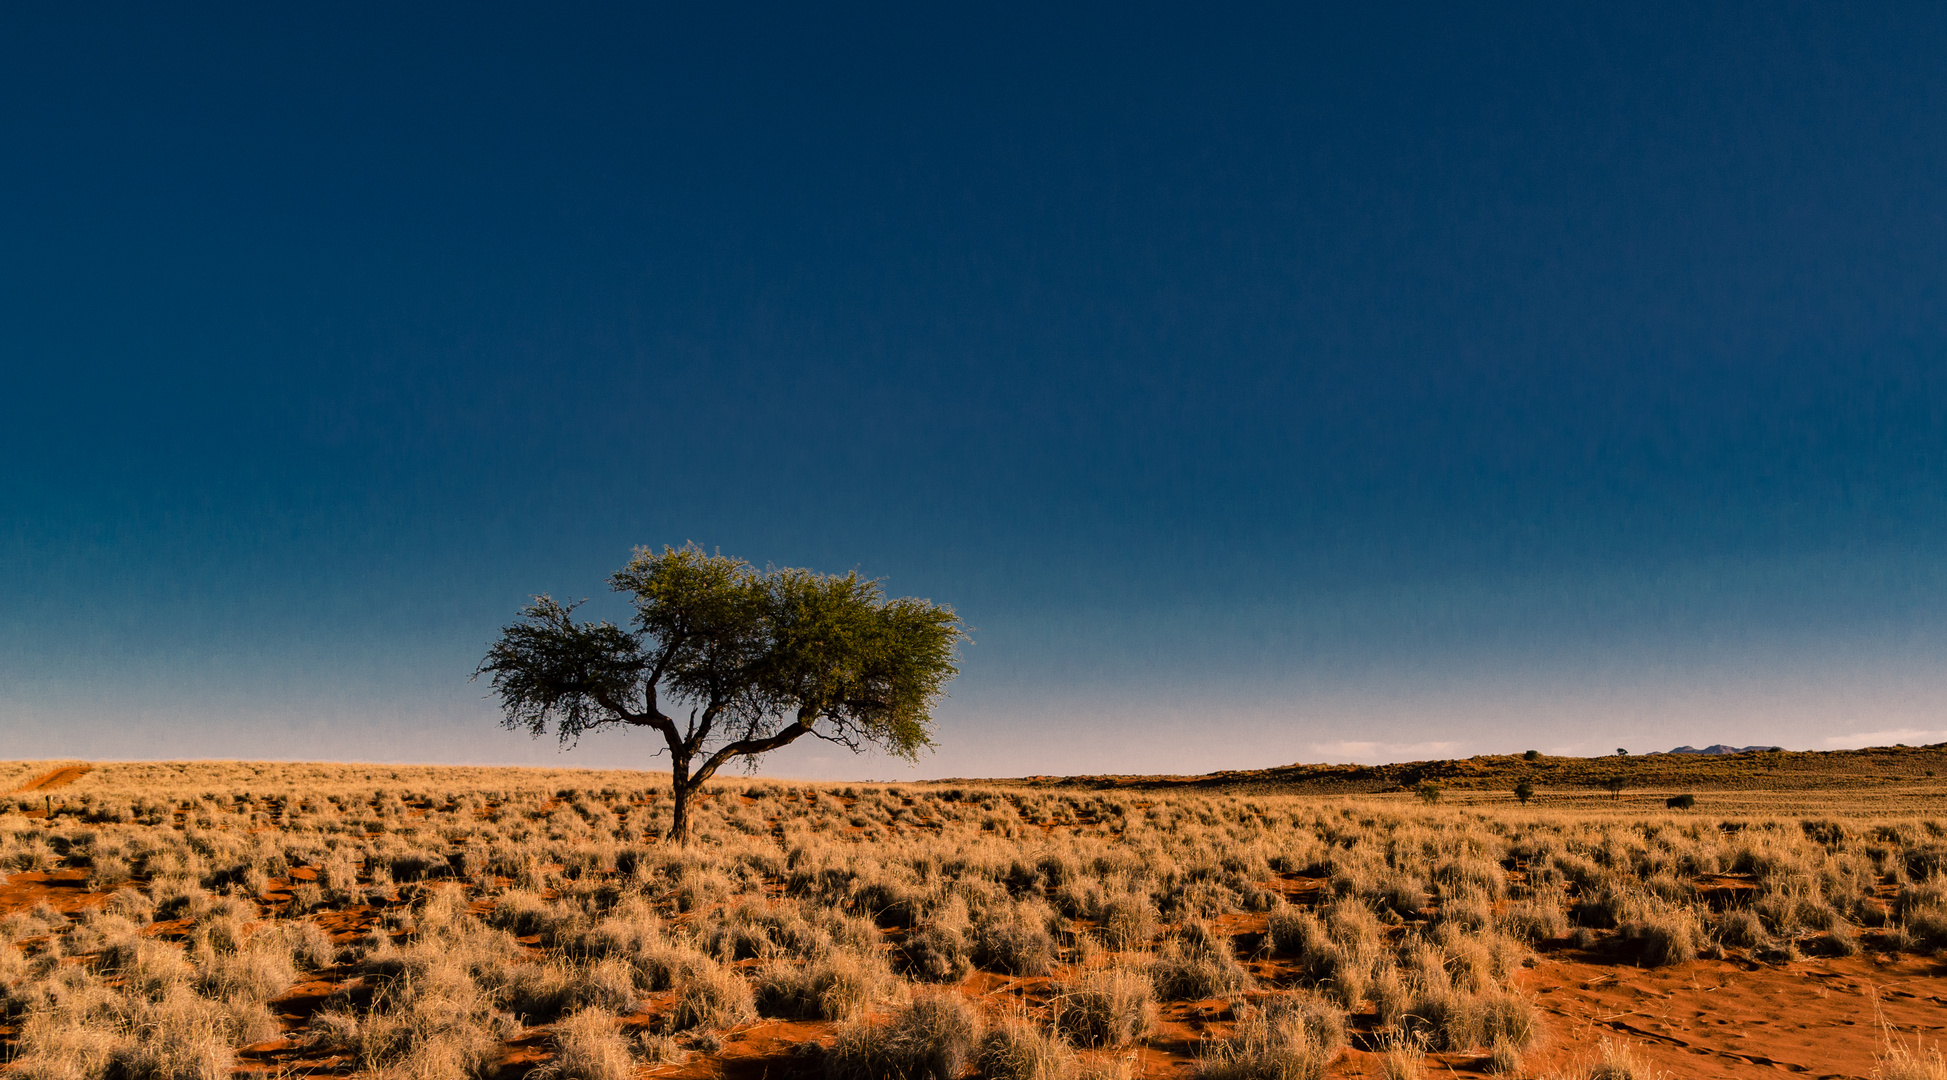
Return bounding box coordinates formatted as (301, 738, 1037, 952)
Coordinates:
(475, 544, 965, 843)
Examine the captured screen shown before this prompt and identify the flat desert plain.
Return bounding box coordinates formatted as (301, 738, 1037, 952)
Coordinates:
(0, 758, 1943, 1080)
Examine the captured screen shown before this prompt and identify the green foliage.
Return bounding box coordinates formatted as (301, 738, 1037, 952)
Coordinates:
(476, 544, 965, 839)
(1512, 782, 1533, 805)
(479, 544, 961, 760)
(1521, 750, 1539, 762)
(1414, 783, 1442, 804)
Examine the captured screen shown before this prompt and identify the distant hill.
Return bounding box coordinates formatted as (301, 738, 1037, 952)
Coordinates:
(947, 742, 1947, 794)
(1661, 744, 1781, 755)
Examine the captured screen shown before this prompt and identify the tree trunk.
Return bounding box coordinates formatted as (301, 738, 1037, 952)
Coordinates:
(669, 755, 693, 844)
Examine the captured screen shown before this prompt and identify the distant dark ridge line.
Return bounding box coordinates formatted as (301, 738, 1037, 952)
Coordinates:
(936, 743, 1947, 794)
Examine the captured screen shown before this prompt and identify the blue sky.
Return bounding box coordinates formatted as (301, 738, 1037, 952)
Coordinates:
(5, 3, 1947, 777)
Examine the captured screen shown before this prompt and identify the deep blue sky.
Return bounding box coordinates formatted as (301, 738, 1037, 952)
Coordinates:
(5, 3, 1947, 777)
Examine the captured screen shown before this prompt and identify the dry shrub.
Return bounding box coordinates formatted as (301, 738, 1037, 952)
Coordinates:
(105, 887, 156, 922)
(196, 941, 297, 1003)
(975, 910, 1057, 976)
(1486, 1035, 1522, 1076)
(1054, 966, 1154, 1048)
(257, 919, 336, 970)
(1439, 886, 1493, 932)
(756, 951, 886, 1021)
(902, 921, 974, 982)
(100, 937, 193, 999)
(11, 1011, 122, 1080)
(826, 992, 984, 1080)
(1878, 1034, 1947, 1080)
(1372, 963, 1410, 1030)
(1619, 908, 1699, 967)
(356, 950, 510, 1078)
(1196, 995, 1345, 1080)
(1149, 921, 1250, 1001)
(630, 937, 714, 992)
(1716, 909, 1767, 949)
(488, 889, 577, 941)
(358, 994, 506, 1076)
(306, 1008, 360, 1049)
(1074, 1054, 1138, 1080)
(1905, 904, 1947, 949)
(1478, 989, 1541, 1051)
(109, 988, 239, 1080)
(1094, 893, 1159, 951)
(560, 900, 662, 962)
(539, 1009, 636, 1080)
(1376, 1032, 1425, 1080)
(1586, 1037, 1655, 1080)
(1499, 893, 1569, 943)
(1409, 979, 1482, 1052)
(671, 960, 756, 1031)
(1265, 906, 1326, 960)
(977, 1017, 1075, 1080)
(1375, 873, 1428, 919)
(634, 1030, 691, 1065)
(1267, 905, 1355, 999)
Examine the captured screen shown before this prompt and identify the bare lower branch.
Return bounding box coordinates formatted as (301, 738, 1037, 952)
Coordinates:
(688, 719, 815, 788)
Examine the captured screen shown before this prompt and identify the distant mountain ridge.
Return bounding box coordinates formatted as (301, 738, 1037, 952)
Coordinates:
(956, 743, 1947, 794)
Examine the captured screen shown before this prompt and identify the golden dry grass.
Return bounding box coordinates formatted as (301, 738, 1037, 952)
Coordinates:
(0, 758, 1940, 1078)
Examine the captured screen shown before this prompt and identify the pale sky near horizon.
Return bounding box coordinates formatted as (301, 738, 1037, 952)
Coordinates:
(6, 4, 1947, 779)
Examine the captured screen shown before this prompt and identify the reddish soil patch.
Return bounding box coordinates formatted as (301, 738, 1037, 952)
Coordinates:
(1502, 951, 1943, 1079)
(0, 869, 115, 918)
(14, 765, 92, 792)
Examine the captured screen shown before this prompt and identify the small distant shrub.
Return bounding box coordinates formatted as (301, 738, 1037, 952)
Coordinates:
(1904, 903, 1947, 949)
(977, 1019, 1074, 1080)
(1376, 1032, 1426, 1080)
(975, 916, 1056, 976)
(1486, 1036, 1522, 1076)
(1195, 997, 1345, 1080)
(1587, 1038, 1654, 1080)
(1054, 967, 1153, 1048)
(1093, 894, 1158, 951)
(1478, 990, 1541, 1051)
(1372, 966, 1410, 1031)
(1499, 895, 1569, 943)
(1667, 794, 1696, 810)
(1876, 1033, 1947, 1080)
(1376, 874, 1428, 919)
(1265, 906, 1326, 960)
(1512, 783, 1534, 806)
(546, 1009, 635, 1080)
(1149, 943, 1250, 1001)
(1414, 784, 1442, 805)
(1620, 909, 1699, 967)
(826, 992, 983, 1080)
(1716, 910, 1767, 949)
(901, 922, 973, 983)
(756, 953, 885, 1021)
(671, 963, 756, 1031)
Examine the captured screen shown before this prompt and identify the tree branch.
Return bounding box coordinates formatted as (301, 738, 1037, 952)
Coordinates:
(688, 718, 815, 787)
(593, 690, 680, 743)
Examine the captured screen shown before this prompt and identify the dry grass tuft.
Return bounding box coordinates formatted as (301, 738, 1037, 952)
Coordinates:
(1195, 996, 1345, 1080)
(1053, 966, 1154, 1049)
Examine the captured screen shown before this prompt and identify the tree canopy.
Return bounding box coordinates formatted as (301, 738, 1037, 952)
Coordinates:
(476, 544, 964, 840)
